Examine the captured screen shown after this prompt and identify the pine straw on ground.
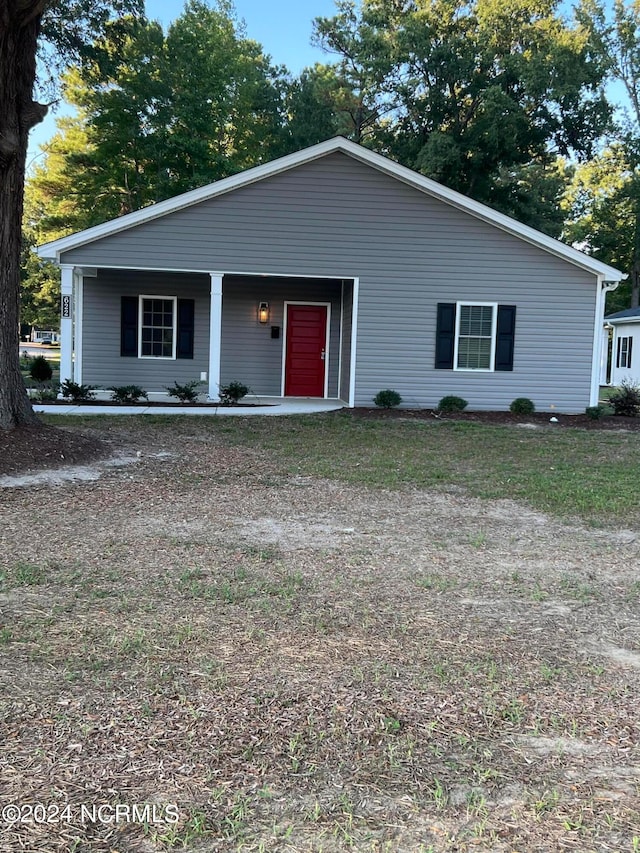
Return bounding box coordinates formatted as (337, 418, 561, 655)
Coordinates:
(0, 420, 639, 852)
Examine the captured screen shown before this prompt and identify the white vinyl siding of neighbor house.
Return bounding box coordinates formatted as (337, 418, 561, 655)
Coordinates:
(610, 322, 640, 386)
(60, 152, 599, 412)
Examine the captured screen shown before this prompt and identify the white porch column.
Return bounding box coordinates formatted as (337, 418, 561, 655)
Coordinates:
(590, 278, 619, 406)
(59, 265, 74, 386)
(208, 273, 223, 400)
(74, 271, 84, 385)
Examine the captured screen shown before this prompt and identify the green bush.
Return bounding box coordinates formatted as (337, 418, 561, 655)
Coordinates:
(373, 389, 402, 409)
(166, 380, 202, 403)
(609, 380, 640, 417)
(510, 397, 535, 415)
(109, 385, 148, 404)
(585, 404, 607, 420)
(29, 355, 53, 382)
(219, 381, 249, 405)
(60, 380, 96, 402)
(437, 395, 468, 413)
(31, 386, 58, 402)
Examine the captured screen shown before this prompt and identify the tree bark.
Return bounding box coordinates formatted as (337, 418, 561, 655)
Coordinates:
(0, 2, 47, 430)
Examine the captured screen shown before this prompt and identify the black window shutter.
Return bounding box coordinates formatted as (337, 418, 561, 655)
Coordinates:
(121, 296, 138, 357)
(616, 337, 622, 368)
(628, 337, 633, 369)
(495, 305, 516, 371)
(176, 299, 195, 359)
(435, 303, 456, 369)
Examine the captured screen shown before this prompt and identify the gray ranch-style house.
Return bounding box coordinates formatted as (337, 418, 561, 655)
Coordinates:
(38, 137, 623, 412)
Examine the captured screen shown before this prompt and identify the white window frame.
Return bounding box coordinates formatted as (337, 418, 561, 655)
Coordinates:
(619, 335, 632, 369)
(138, 294, 177, 360)
(453, 301, 498, 372)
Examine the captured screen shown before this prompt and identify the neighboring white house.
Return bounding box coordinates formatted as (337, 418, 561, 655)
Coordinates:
(605, 307, 640, 387)
(30, 328, 60, 343)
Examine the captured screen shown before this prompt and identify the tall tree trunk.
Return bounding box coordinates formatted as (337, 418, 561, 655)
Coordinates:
(0, 2, 47, 431)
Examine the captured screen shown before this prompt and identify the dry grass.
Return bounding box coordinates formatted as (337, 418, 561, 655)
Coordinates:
(0, 415, 639, 852)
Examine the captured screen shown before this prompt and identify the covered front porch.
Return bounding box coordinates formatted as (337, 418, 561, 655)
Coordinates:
(59, 267, 358, 405)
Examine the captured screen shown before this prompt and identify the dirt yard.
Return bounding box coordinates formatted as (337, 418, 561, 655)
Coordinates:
(1, 418, 639, 852)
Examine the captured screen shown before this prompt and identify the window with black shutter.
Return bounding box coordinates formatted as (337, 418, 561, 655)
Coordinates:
(121, 296, 138, 357)
(120, 294, 195, 360)
(435, 302, 516, 371)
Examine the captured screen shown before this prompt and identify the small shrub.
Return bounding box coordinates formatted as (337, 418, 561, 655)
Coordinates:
(29, 355, 52, 382)
(609, 380, 640, 417)
(31, 386, 59, 402)
(219, 381, 249, 405)
(510, 397, 535, 415)
(166, 380, 202, 403)
(60, 380, 96, 402)
(374, 389, 402, 409)
(585, 404, 607, 420)
(437, 395, 468, 413)
(109, 385, 148, 404)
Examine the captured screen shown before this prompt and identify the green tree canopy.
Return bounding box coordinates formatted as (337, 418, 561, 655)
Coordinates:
(29, 0, 288, 239)
(563, 0, 640, 309)
(1, 0, 145, 430)
(313, 0, 612, 232)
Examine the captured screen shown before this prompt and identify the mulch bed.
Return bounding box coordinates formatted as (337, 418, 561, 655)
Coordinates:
(0, 424, 109, 478)
(352, 407, 640, 430)
(36, 400, 273, 408)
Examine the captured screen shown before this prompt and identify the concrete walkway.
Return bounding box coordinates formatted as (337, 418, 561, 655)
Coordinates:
(34, 398, 344, 417)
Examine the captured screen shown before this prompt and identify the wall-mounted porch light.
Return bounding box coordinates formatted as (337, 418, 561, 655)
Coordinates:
(258, 301, 269, 324)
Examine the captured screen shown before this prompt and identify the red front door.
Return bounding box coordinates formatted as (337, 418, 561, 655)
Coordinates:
(284, 304, 328, 397)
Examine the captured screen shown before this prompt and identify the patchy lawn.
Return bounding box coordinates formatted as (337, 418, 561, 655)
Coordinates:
(1, 413, 639, 852)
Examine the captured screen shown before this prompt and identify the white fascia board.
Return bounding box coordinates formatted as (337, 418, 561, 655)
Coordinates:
(37, 135, 625, 282)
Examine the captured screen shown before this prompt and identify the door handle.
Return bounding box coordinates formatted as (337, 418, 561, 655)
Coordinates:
(320, 349, 326, 361)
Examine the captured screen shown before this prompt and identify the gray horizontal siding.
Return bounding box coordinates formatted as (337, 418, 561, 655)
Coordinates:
(82, 270, 210, 391)
(81, 271, 342, 396)
(65, 153, 599, 412)
(221, 276, 342, 397)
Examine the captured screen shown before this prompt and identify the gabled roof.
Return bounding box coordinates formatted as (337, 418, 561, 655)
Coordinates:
(37, 136, 624, 281)
(606, 306, 640, 322)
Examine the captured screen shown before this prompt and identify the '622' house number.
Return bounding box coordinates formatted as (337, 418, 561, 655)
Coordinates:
(61, 294, 71, 319)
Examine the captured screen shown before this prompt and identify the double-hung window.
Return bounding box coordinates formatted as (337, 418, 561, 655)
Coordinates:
(617, 335, 633, 369)
(139, 296, 177, 359)
(435, 302, 516, 372)
(121, 295, 194, 360)
(454, 303, 497, 371)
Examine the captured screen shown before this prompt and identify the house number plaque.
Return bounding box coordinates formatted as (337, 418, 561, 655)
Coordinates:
(62, 294, 71, 318)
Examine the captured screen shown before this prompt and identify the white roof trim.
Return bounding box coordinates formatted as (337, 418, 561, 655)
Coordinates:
(607, 316, 640, 324)
(37, 136, 624, 280)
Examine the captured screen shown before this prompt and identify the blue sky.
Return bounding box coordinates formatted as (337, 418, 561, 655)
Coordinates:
(147, 0, 338, 66)
(28, 0, 338, 166)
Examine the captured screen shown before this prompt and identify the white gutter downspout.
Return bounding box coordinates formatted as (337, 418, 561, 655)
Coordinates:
(590, 277, 620, 407)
